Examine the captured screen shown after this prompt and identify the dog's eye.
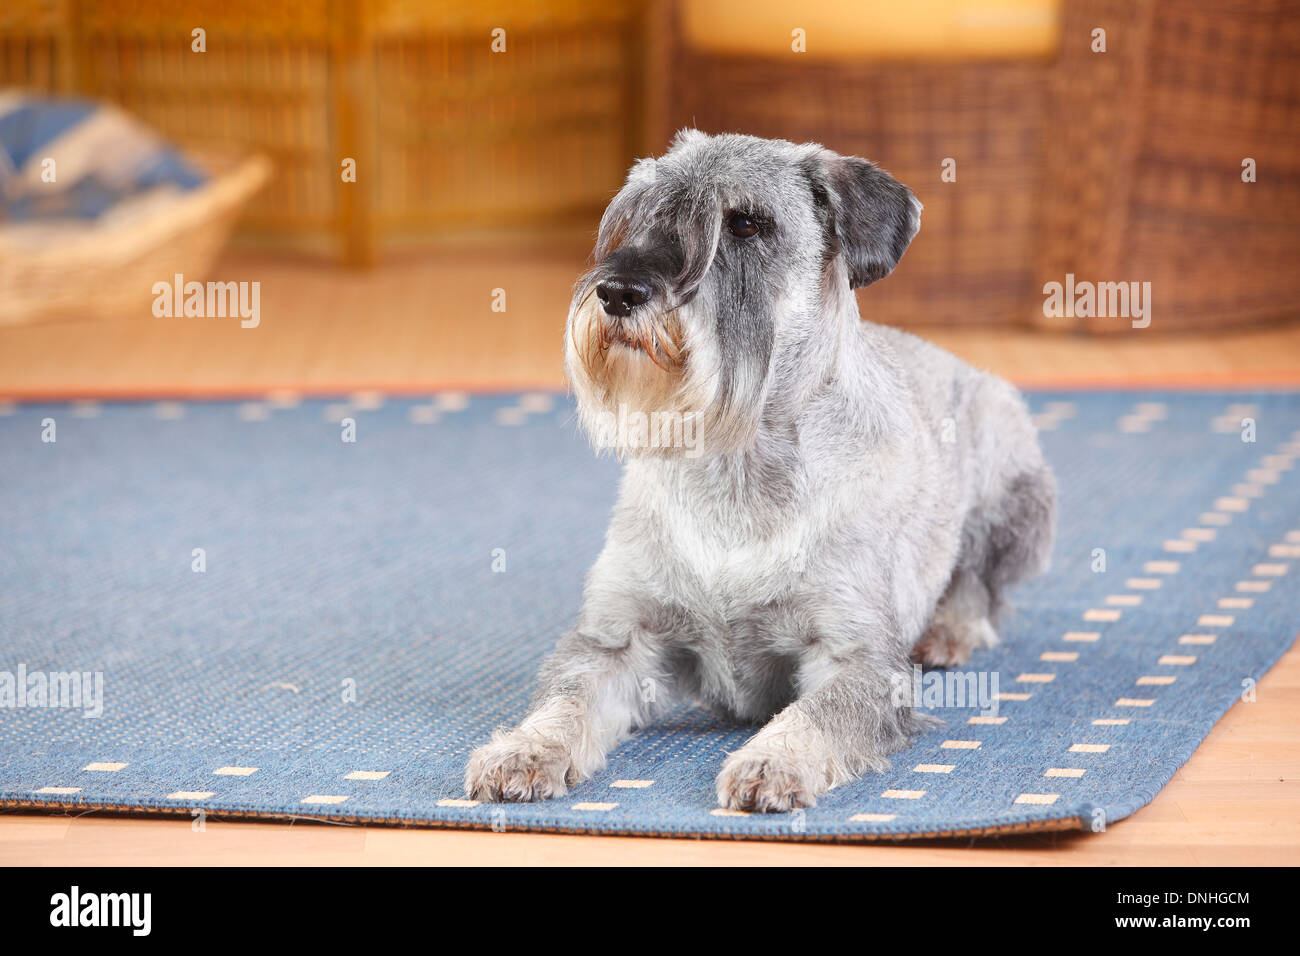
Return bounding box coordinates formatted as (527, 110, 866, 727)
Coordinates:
(726, 212, 760, 239)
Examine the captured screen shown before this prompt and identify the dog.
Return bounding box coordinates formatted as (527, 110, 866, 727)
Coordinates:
(465, 130, 1056, 812)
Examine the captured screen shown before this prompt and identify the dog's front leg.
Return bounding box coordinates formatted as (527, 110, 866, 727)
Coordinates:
(465, 628, 660, 802)
(716, 652, 926, 812)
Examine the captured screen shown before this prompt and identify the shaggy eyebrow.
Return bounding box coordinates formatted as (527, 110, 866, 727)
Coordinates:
(720, 205, 779, 234)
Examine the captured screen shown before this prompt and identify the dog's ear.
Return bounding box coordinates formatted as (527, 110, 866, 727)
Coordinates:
(817, 154, 922, 289)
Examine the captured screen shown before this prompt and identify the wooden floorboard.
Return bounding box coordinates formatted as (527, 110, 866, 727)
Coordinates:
(2, 246, 1299, 397)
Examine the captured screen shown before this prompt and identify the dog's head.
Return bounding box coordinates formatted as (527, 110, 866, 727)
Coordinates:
(566, 130, 921, 458)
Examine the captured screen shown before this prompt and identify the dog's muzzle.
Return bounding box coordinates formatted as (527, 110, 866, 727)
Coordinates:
(577, 267, 684, 373)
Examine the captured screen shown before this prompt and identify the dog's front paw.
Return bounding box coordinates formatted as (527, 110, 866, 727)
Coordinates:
(715, 749, 825, 813)
(465, 731, 576, 802)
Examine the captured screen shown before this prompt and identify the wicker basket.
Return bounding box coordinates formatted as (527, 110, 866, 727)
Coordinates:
(657, 0, 1055, 329)
(657, 0, 1300, 331)
(1032, 0, 1300, 332)
(668, 48, 1052, 328)
(0, 152, 271, 325)
(0, 0, 64, 91)
(0, 0, 646, 265)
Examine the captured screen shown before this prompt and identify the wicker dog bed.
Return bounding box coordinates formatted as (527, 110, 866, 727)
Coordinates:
(0, 152, 270, 326)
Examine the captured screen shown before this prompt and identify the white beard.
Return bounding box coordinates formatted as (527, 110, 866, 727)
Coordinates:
(564, 294, 768, 459)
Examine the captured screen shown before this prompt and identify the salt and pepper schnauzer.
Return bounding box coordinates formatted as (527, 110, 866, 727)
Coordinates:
(465, 130, 1056, 812)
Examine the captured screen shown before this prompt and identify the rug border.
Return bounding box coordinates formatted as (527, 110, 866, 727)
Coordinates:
(0, 798, 1085, 842)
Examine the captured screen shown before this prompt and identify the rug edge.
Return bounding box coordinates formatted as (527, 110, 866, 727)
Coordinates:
(0, 799, 1086, 843)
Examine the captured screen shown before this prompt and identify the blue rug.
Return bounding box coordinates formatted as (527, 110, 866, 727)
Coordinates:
(1, 389, 1297, 840)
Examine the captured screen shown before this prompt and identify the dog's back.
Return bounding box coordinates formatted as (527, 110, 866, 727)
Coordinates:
(870, 322, 1056, 656)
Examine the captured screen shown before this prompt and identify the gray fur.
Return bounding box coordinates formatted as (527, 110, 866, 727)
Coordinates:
(465, 131, 1056, 812)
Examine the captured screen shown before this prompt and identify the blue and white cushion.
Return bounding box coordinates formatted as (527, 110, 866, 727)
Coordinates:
(0, 90, 205, 223)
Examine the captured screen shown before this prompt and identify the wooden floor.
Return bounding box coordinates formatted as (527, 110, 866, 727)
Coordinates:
(3, 246, 1300, 397)
(1, 245, 1298, 865)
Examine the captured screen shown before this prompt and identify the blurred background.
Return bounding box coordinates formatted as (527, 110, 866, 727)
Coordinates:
(1, 0, 1298, 395)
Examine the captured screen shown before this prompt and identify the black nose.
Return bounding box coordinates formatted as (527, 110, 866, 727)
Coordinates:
(595, 277, 652, 318)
